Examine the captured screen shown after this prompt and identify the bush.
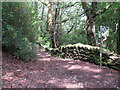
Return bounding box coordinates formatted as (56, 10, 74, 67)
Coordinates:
(2, 2, 39, 61)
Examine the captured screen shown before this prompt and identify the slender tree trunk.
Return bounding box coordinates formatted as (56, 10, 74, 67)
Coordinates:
(48, 1, 55, 48)
(53, 1, 59, 48)
(40, 3, 45, 32)
(53, 1, 61, 48)
(57, 7, 62, 45)
(117, 19, 120, 54)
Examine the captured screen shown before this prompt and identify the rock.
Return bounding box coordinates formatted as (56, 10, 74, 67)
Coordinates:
(14, 69, 25, 78)
(45, 43, 120, 71)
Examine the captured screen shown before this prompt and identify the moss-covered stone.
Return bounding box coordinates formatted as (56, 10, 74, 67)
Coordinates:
(45, 43, 120, 71)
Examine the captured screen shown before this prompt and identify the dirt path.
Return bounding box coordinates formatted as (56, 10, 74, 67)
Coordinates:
(2, 49, 120, 88)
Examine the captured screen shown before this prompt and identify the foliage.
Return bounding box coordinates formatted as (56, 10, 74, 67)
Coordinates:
(37, 1, 120, 54)
(60, 29, 87, 45)
(2, 2, 40, 61)
(95, 2, 120, 53)
(2, 1, 120, 61)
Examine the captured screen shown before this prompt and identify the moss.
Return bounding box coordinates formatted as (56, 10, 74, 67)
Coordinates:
(45, 43, 120, 71)
(109, 66, 120, 71)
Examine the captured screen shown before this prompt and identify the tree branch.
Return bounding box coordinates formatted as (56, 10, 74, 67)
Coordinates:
(56, 13, 84, 24)
(67, 23, 75, 34)
(61, 2, 79, 8)
(39, 1, 48, 6)
(94, 2, 115, 18)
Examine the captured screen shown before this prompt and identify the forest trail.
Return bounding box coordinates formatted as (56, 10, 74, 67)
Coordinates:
(2, 49, 120, 88)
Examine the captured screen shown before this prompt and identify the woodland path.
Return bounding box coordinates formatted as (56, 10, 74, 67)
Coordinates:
(2, 49, 120, 88)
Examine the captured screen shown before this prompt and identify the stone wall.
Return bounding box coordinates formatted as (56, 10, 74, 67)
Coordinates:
(45, 43, 120, 71)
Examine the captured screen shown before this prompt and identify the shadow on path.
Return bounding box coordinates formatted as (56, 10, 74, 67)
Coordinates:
(2, 49, 120, 88)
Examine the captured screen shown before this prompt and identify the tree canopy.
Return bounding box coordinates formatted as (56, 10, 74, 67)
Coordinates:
(2, 1, 120, 61)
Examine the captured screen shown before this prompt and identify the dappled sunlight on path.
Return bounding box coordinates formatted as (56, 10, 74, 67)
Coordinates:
(2, 49, 120, 88)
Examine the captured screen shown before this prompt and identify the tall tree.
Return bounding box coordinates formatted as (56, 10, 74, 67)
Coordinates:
(53, 0, 61, 48)
(43, 0, 61, 48)
(117, 19, 120, 54)
(116, 8, 120, 54)
(48, 0, 56, 48)
(81, 1, 114, 46)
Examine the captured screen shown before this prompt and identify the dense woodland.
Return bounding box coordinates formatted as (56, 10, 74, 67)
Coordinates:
(2, 1, 120, 61)
(2, 1, 120, 88)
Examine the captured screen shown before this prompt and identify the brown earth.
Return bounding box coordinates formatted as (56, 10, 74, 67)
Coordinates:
(2, 49, 120, 89)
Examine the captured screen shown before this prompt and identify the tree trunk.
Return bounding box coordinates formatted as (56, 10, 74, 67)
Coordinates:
(48, 0, 61, 48)
(81, 2, 96, 46)
(40, 3, 45, 31)
(81, 2, 113, 46)
(117, 19, 120, 54)
(48, 1, 55, 48)
(53, 1, 59, 48)
(57, 7, 62, 45)
(86, 15, 96, 46)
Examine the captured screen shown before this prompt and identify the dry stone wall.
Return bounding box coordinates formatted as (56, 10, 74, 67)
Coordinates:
(45, 43, 120, 71)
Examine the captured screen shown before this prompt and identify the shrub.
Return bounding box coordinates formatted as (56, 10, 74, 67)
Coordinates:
(2, 2, 39, 61)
